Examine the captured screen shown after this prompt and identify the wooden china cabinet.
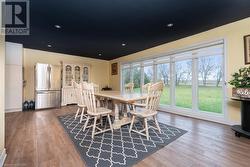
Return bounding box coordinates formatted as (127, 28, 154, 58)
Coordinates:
(61, 63, 90, 105)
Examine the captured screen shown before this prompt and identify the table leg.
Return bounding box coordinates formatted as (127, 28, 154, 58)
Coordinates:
(124, 103, 128, 118)
(112, 100, 132, 130)
(112, 100, 121, 129)
(114, 101, 120, 123)
(241, 101, 250, 132)
(231, 100, 250, 138)
(96, 99, 101, 107)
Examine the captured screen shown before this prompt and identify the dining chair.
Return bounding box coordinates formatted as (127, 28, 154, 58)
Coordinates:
(142, 83, 152, 93)
(73, 81, 87, 123)
(124, 82, 134, 93)
(92, 82, 108, 108)
(82, 82, 113, 139)
(129, 81, 164, 140)
(92, 83, 100, 93)
(138, 82, 152, 104)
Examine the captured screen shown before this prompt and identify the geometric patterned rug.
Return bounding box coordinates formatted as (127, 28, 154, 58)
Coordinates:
(58, 114, 187, 167)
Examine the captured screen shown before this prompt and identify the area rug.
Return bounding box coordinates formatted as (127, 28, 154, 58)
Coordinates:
(58, 114, 187, 167)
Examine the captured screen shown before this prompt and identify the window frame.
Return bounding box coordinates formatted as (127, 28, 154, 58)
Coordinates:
(120, 39, 226, 118)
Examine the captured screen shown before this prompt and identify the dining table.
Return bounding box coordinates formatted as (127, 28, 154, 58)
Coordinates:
(94, 91, 148, 129)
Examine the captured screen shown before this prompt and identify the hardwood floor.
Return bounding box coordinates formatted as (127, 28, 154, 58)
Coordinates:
(4, 106, 250, 167)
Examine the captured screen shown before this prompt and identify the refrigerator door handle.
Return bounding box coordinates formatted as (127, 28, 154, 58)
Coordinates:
(47, 66, 51, 89)
(36, 91, 49, 94)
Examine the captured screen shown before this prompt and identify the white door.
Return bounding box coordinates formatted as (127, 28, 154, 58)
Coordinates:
(5, 42, 23, 112)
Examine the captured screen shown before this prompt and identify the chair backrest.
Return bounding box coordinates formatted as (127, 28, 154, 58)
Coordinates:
(92, 83, 100, 93)
(72, 81, 85, 106)
(82, 82, 97, 114)
(124, 82, 134, 93)
(142, 83, 152, 93)
(145, 81, 164, 112)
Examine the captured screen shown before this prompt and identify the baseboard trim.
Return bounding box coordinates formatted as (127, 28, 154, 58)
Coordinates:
(0, 148, 7, 167)
(5, 108, 22, 113)
(158, 106, 240, 126)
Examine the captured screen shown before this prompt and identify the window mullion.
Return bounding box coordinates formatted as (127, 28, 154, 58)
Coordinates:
(141, 63, 144, 92)
(192, 58, 198, 111)
(120, 67, 123, 93)
(170, 57, 175, 107)
(129, 64, 133, 83)
(153, 62, 157, 83)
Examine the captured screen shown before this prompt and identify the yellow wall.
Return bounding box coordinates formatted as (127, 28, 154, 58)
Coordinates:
(0, 0, 5, 153)
(23, 48, 110, 101)
(109, 17, 250, 122)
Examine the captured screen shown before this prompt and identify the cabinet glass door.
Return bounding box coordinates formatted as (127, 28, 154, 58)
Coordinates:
(65, 65, 73, 86)
(74, 66, 81, 84)
(83, 66, 89, 82)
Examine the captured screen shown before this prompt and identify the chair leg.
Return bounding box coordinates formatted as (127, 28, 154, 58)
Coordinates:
(129, 115, 135, 133)
(100, 115, 103, 127)
(106, 100, 109, 109)
(83, 115, 90, 132)
(91, 116, 97, 139)
(107, 114, 113, 133)
(75, 107, 80, 120)
(125, 104, 130, 116)
(80, 107, 85, 123)
(153, 115, 161, 134)
(128, 104, 133, 111)
(144, 118, 149, 140)
(106, 99, 110, 108)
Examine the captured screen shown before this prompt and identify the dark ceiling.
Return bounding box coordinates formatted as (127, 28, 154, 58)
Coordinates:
(6, 0, 250, 60)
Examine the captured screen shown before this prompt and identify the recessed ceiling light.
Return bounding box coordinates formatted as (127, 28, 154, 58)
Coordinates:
(167, 23, 174, 27)
(98, 53, 102, 56)
(47, 44, 52, 47)
(54, 25, 61, 29)
(122, 43, 126, 46)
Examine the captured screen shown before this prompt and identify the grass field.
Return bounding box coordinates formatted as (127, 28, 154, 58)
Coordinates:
(134, 85, 222, 113)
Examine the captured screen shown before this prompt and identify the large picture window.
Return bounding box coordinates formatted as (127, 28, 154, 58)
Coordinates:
(120, 40, 224, 115)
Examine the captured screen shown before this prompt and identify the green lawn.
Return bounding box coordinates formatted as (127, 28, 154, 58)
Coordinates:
(134, 85, 222, 114)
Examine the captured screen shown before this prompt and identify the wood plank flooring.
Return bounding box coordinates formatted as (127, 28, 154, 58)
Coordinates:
(4, 106, 250, 167)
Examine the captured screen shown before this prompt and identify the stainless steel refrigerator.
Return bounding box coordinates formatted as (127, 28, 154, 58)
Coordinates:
(35, 63, 61, 109)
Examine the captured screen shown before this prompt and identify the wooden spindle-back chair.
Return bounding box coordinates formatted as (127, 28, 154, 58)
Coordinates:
(129, 81, 164, 140)
(142, 82, 152, 94)
(82, 82, 113, 139)
(124, 82, 134, 93)
(72, 81, 87, 123)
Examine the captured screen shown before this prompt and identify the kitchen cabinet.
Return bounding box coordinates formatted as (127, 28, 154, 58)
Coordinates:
(62, 63, 90, 105)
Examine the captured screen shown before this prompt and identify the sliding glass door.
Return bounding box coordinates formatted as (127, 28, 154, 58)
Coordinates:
(121, 67, 131, 92)
(132, 64, 141, 93)
(144, 66, 153, 85)
(120, 40, 225, 116)
(198, 55, 223, 113)
(156, 63, 170, 105)
(175, 59, 192, 109)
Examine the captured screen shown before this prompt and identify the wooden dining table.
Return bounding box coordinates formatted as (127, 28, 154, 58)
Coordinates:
(94, 91, 147, 129)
